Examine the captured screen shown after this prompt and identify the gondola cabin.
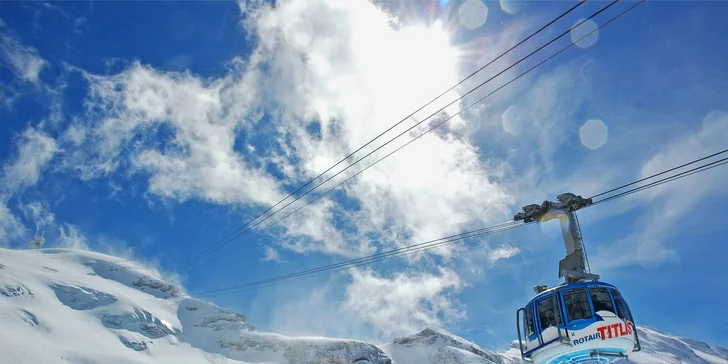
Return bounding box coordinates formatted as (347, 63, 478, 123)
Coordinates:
(516, 281, 641, 364)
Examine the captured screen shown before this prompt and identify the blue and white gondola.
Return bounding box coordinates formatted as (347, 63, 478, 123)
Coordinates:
(516, 281, 641, 364)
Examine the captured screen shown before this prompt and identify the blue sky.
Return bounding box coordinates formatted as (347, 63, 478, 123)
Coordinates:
(1, 0, 727, 351)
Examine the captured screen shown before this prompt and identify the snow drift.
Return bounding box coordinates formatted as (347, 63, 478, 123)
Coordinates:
(0, 248, 725, 364)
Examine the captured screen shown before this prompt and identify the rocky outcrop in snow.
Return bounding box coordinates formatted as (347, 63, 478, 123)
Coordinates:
(119, 335, 150, 351)
(131, 276, 181, 298)
(1, 284, 33, 298)
(80, 256, 181, 299)
(51, 284, 117, 310)
(102, 307, 180, 338)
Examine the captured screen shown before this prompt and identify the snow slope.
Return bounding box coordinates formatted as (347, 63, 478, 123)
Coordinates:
(387, 326, 728, 364)
(382, 327, 517, 364)
(0, 248, 389, 364)
(1, 247, 726, 364)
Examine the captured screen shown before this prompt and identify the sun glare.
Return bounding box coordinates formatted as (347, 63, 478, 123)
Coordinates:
(392, 21, 463, 117)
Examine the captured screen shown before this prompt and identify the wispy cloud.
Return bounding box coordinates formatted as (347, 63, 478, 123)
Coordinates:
(260, 265, 467, 343)
(593, 110, 728, 270)
(344, 267, 465, 338)
(261, 246, 281, 263)
(0, 33, 46, 84)
(1, 126, 59, 194)
(55, 0, 515, 263)
(0, 201, 25, 246)
(27, 0, 534, 340)
(238, 0, 513, 256)
(63, 63, 282, 208)
(488, 244, 521, 265)
(18, 200, 56, 228)
(58, 223, 89, 250)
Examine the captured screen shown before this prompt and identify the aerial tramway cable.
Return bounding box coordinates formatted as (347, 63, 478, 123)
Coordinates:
(194, 221, 527, 297)
(589, 155, 728, 207)
(589, 148, 728, 200)
(166, 1, 588, 278)
(192, 146, 728, 297)
(172, 1, 627, 279)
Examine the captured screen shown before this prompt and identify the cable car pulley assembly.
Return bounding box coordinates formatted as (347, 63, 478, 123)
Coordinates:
(514, 193, 641, 364)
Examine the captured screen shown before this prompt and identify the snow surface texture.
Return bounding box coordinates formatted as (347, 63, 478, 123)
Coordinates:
(1, 248, 726, 364)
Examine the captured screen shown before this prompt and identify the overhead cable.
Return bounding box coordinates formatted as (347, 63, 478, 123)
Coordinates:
(193, 144, 728, 297)
(589, 155, 728, 207)
(172, 0, 632, 279)
(589, 148, 728, 199)
(194, 221, 529, 297)
(166, 0, 590, 278)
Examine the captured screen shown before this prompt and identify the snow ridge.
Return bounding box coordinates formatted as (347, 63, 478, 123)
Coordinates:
(1, 247, 726, 364)
(388, 327, 511, 364)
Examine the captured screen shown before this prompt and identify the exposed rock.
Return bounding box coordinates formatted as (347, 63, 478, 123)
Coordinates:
(119, 336, 148, 351)
(1, 284, 34, 298)
(102, 308, 179, 339)
(51, 284, 116, 310)
(132, 276, 180, 298)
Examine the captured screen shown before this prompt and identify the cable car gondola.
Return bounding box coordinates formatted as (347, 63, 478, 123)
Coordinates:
(513, 193, 641, 364)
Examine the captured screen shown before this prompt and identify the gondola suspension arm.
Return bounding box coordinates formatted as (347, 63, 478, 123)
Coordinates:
(514, 193, 600, 289)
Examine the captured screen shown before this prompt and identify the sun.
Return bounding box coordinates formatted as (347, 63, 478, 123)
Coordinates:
(373, 18, 465, 123)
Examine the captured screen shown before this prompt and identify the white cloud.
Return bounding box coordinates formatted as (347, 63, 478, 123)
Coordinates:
(18, 200, 56, 228)
(67, 63, 283, 207)
(593, 110, 728, 270)
(0, 34, 46, 83)
(441, 237, 525, 281)
(637, 110, 728, 202)
(263, 275, 364, 341)
(239, 0, 513, 255)
(0, 200, 25, 246)
(58, 223, 89, 250)
(260, 266, 467, 343)
(41, 5, 523, 336)
(59, 0, 514, 260)
(262, 246, 281, 262)
(488, 244, 521, 265)
(344, 267, 465, 338)
(1, 126, 59, 194)
(275, 198, 373, 257)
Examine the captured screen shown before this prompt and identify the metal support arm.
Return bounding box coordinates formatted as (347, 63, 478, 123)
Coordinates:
(514, 193, 597, 283)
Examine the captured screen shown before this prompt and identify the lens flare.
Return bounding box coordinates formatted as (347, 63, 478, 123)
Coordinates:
(539, 209, 570, 224)
(570, 18, 599, 49)
(579, 59, 596, 82)
(459, 0, 488, 30)
(499, 0, 523, 15)
(502, 105, 523, 135)
(579, 119, 608, 150)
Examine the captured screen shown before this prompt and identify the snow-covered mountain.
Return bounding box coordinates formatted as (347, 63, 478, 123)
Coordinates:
(1, 248, 726, 364)
(383, 327, 516, 364)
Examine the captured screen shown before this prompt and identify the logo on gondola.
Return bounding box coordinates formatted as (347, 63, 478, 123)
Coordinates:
(597, 321, 633, 340)
(572, 321, 633, 346)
